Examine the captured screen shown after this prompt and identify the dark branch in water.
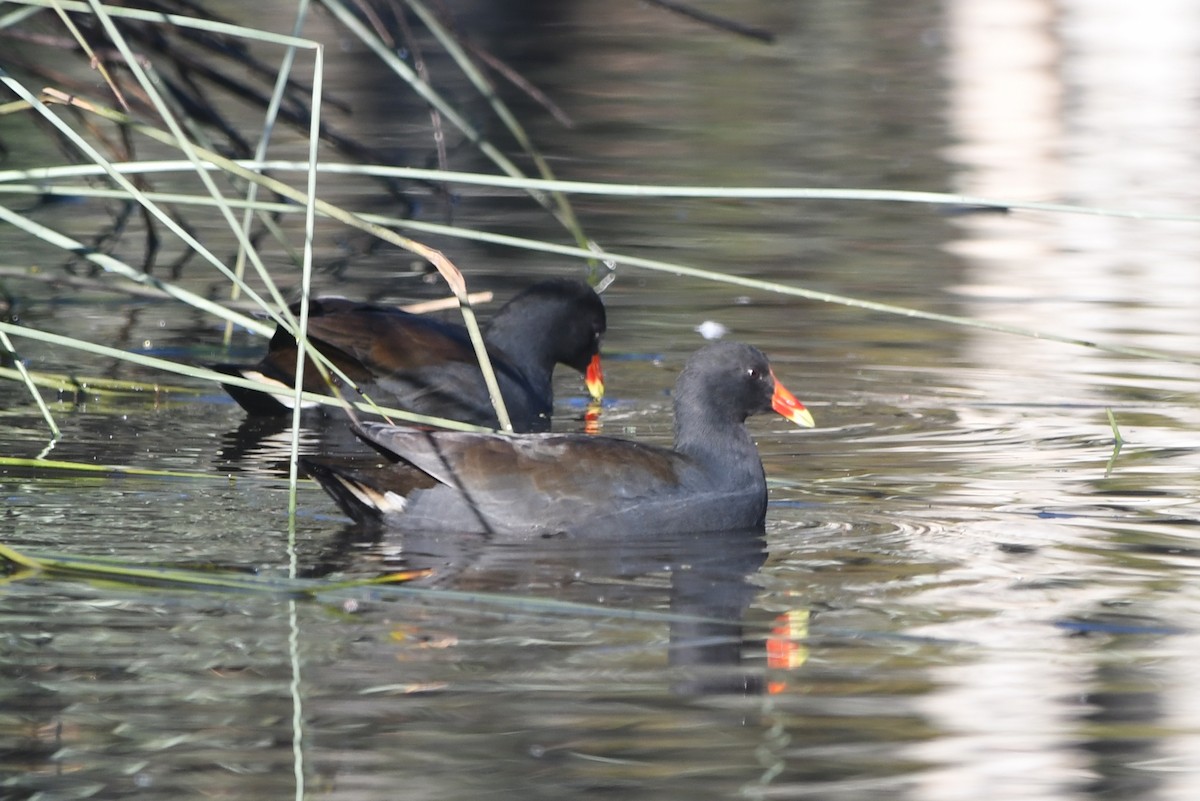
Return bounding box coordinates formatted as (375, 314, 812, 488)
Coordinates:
(643, 0, 776, 44)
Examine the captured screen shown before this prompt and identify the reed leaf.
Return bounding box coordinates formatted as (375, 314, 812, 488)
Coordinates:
(6, 158, 1200, 222)
(6, 152, 1197, 367)
(0, 455, 219, 480)
(37, 89, 515, 431)
(402, 0, 590, 251)
(0, 541, 427, 595)
(319, 0, 588, 249)
(0, 321, 491, 431)
(4, 0, 319, 46)
(0, 539, 762, 629)
(0, 329, 60, 436)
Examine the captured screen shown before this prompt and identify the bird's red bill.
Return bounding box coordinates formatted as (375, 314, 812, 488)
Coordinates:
(770, 369, 815, 428)
(585, 353, 605, 401)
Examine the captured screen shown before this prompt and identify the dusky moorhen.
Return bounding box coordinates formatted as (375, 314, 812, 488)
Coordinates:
(302, 341, 814, 536)
(218, 277, 605, 432)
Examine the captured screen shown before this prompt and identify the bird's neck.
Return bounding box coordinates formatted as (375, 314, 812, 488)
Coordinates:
(674, 415, 764, 489)
(484, 320, 555, 398)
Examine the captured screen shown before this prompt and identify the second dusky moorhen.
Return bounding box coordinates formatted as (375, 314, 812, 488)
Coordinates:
(302, 341, 814, 537)
(217, 278, 605, 432)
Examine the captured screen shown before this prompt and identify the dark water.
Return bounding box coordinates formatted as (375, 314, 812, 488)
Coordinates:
(5, 1, 1200, 799)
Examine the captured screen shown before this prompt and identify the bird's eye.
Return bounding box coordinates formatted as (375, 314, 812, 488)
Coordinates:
(746, 367, 761, 380)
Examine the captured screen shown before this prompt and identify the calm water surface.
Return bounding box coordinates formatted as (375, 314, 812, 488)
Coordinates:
(4, 1, 1200, 799)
